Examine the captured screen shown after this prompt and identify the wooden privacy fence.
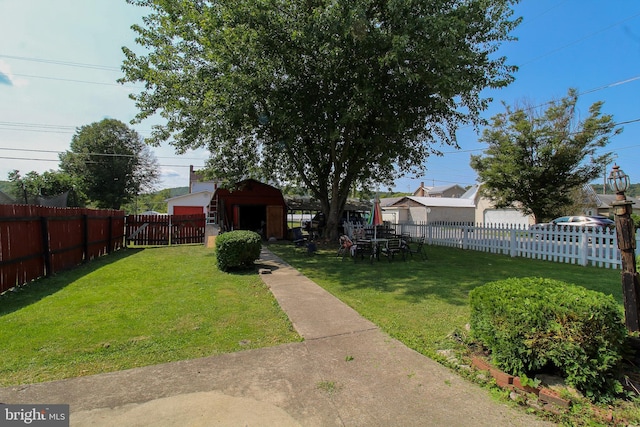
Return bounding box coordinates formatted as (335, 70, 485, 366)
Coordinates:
(125, 214, 206, 246)
(0, 205, 125, 293)
(388, 222, 640, 269)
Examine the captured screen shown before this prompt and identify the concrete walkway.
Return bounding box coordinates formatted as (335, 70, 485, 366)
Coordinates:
(0, 249, 555, 426)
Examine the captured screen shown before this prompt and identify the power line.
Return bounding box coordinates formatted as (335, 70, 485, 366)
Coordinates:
(0, 147, 206, 161)
(0, 121, 152, 135)
(0, 121, 75, 130)
(1, 116, 639, 159)
(496, 75, 640, 117)
(517, 1, 570, 28)
(11, 73, 139, 88)
(0, 156, 205, 169)
(2, 7, 639, 93)
(581, 76, 640, 96)
(441, 117, 640, 155)
(1, 73, 639, 137)
(0, 54, 120, 72)
(0, 127, 73, 135)
(518, 9, 640, 67)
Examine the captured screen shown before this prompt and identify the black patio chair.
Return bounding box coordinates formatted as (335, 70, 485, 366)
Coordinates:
(381, 238, 405, 262)
(291, 227, 307, 247)
(406, 236, 427, 260)
(354, 239, 374, 264)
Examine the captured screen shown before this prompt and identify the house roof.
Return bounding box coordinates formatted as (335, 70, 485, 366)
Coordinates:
(460, 185, 480, 200)
(413, 183, 466, 196)
(387, 196, 475, 208)
(594, 194, 619, 208)
(380, 197, 403, 207)
(582, 184, 631, 209)
(165, 190, 213, 203)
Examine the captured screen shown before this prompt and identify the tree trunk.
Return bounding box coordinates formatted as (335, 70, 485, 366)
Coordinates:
(323, 201, 344, 243)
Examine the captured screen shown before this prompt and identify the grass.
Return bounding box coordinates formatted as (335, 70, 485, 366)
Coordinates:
(268, 242, 623, 358)
(0, 245, 301, 386)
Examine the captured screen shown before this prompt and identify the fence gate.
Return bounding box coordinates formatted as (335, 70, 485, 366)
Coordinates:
(126, 214, 206, 246)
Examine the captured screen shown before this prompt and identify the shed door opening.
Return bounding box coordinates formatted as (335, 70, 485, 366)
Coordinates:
(239, 205, 266, 234)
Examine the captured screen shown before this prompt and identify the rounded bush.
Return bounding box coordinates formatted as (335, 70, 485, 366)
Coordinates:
(215, 230, 262, 272)
(469, 277, 626, 401)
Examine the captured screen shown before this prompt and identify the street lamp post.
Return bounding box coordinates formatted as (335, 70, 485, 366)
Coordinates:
(608, 164, 640, 332)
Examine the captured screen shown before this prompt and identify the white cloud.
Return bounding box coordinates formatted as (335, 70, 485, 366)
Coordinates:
(0, 60, 28, 87)
(159, 167, 188, 189)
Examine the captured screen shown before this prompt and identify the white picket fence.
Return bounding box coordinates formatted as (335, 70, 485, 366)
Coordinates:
(346, 221, 640, 269)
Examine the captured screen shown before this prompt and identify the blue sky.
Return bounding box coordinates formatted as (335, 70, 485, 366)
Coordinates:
(1, 1, 639, 193)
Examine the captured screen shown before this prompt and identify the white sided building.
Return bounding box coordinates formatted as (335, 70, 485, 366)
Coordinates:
(166, 191, 213, 216)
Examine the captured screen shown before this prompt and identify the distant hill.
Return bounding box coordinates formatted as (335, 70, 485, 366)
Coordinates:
(0, 181, 14, 196)
(167, 186, 189, 198)
(591, 183, 640, 198)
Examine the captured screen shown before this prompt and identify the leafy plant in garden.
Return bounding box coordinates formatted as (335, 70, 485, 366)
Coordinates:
(215, 230, 262, 272)
(469, 277, 627, 402)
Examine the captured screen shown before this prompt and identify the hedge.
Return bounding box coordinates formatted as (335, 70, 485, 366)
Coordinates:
(469, 277, 627, 401)
(215, 230, 262, 272)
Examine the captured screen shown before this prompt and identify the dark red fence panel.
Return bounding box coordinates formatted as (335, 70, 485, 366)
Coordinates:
(126, 214, 205, 246)
(46, 208, 87, 274)
(0, 205, 46, 292)
(126, 214, 170, 245)
(172, 214, 206, 244)
(85, 210, 125, 261)
(0, 205, 125, 293)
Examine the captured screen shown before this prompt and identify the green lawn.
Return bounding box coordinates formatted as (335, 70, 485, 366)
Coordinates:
(0, 245, 301, 386)
(268, 242, 622, 358)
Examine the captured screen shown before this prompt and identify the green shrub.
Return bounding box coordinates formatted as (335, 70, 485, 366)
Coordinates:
(215, 230, 262, 272)
(469, 277, 626, 401)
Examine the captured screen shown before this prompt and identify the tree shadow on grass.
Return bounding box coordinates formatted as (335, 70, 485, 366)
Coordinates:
(268, 244, 477, 306)
(0, 248, 143, 316)
(269, 243, 622, 306)
(320, 258, 475, 306)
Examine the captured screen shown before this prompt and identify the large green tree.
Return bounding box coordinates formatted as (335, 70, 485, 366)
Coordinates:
(59, 119, 159, 210)
(121, 0, 520, 239)
(470, 89, 621, 223)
